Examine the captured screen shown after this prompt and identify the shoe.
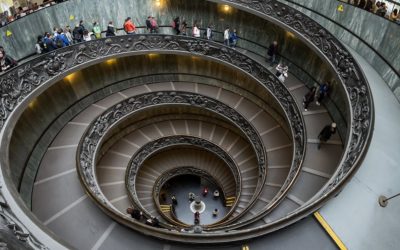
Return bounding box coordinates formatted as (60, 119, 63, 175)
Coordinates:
(304, 109, 308, 112)
(316, 101, 320, 106)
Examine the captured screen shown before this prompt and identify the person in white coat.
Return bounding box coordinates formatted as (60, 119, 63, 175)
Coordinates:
(192, 24, 200, 38)
(224, 27, 230, 46)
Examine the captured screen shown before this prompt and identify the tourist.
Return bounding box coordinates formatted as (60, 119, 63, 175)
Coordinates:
(82, 29, 92, 41)
(206, 24, 212, 40)
(124, 17, 136, 34)
(275, 63, 288, 82)
(172, 17, 180, 35)
(317, 123, 337, 150)
(126, 207, 142, 220)
(358, 0, 366, 8)
(35, 35, 44, 54)
(146, 16, 152, 33)
(146, 217, 160, 227)
(364, 0, 374, 12)
(43, 32, 57, 52)
(64, 26, 73, 44)
(79, 20, 85, 32)
(192, 23, 200, 38)
(72, 24, 83, 43)
(194, 211, 200, 224)
(189, 192, 196, 201)
(315, 82, 330, 106)
(229, 29, 238, 48)
(180, 20, 188, 36)
(171, 195, 178, 205)
(376, 2, 387, 17)
(267, 41, 278, 66)
(106, 21, 116, 37)
(92, 21, 102, 39)
(55, 29, 70, 48)
(390, 9, 399, 21)
(212, 208, 219, 217)
(202, 187, 208, 196)
(150, 16, 158, 33)
(52, 27, 59, 37)
(302, 86, 317, 112)
(223, 26, 230, 46)
(0, 49, 17, 72)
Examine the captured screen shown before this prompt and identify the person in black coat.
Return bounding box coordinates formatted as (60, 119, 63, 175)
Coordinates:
(303, 86, 316, 111)
(105, 21, 116, 37)
(318, 123, 337, 149)
(146, 16, 152, 33)
(43, 33, 57, 52)
(72, 24, 83, 43)
(267, 41, 278, 66)
(0, 49, 17, 72)
(126, 207, 142, 220)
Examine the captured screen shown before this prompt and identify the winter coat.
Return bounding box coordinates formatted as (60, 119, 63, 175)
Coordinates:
(106, 25, 116, 37)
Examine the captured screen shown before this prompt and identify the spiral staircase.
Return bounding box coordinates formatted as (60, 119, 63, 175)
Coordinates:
(30, 67, 344, 249)
(0, 1, 377, 249)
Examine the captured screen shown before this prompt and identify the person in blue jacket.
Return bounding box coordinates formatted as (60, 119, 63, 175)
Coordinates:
(54, 29, 70, 48)
(229, 29, 239, 48)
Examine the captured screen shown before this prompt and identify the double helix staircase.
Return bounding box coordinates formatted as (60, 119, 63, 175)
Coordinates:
(30, 65, 342, 248)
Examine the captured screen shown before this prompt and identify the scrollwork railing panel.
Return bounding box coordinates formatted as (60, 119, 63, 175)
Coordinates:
(124, 136, 241, 222)
(220, 0, 373, 199)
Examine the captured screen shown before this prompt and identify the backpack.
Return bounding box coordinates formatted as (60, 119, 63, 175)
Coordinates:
(55, 36, 64, 48)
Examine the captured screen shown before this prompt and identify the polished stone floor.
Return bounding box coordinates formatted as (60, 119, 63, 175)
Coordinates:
(163, 175, 228, 225)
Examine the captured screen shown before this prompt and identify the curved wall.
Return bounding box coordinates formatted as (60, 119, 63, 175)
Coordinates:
(278, 0, 400, 101)
(0, 0, 376, 246)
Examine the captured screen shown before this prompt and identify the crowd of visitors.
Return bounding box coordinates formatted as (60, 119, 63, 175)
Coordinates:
(29, 16, 242, 56)
(342, 0, 400, 23)
(0, 0, 67, 27)
(33, 19, 118, 55)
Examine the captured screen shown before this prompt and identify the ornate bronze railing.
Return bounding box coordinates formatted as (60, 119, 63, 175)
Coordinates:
(78, 90, 266, 218)
(125, 136, 241, 224)
(0, 0, 373, 246)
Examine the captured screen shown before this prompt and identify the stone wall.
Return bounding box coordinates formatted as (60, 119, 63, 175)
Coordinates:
(278, 0, 400, 101)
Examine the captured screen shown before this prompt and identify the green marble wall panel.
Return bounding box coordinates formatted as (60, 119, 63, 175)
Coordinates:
(278, 0, 400, 101)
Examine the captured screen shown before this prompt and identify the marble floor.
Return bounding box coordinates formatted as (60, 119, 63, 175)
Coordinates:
(163, 175, 228, 225)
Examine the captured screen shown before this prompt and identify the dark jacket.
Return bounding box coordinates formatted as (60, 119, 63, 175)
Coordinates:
(146, 19, 151, 30)
(304, 87, 316, 103)
(44, 37, 57, 52)
(267, 43, 278, 56)
(0, 55, 17, 72)
(55, 33, 70, 47)
(319, 125, 336, 141)
(73, 26, 83, 42)
(105, 25, 116, 37)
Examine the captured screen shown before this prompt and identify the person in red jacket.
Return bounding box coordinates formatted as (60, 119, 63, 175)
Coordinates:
(124, 17, 136, 34)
